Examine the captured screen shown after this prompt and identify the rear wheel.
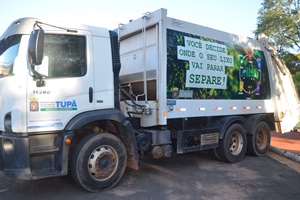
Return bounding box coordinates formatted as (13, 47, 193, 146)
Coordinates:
(71, 133, 127, 192)
(218, 124, 247, 163)
(207, 148, 222, 161)
(247, 121, 270, 156)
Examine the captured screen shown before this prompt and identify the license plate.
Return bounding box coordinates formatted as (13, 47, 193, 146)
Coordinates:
(201, 133, 219, 145)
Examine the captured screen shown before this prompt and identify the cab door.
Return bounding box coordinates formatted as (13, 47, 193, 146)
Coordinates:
(92, 33, 115, 111)
(27, 30, 95, 132)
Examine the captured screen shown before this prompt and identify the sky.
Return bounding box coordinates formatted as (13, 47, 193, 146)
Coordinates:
(0, 0, 263, 38)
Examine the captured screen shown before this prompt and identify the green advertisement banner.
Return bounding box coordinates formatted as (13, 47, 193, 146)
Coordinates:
(167, 29, 271, 100)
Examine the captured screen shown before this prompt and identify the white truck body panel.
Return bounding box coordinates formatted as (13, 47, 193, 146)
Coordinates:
(119, 8, 300, 132)
(1, 9, 298, 134)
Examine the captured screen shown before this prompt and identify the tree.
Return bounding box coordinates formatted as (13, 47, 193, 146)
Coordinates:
(292, 71, 300, 94)
(283, 53, 300, 74)
(255, 0, 300, 54)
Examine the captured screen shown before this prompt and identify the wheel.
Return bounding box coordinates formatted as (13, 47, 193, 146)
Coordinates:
(71, 133, 127, 192)
(247, 121, 270, 156)
(218, 124, 247, 163)
(207, 148, 222, 161)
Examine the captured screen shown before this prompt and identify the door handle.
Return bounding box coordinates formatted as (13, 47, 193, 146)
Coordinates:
(89, 87, 93, 103)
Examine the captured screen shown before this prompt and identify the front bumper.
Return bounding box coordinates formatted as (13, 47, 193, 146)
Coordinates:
(0, 133, 31, 180)
(0, 131, 73, 180)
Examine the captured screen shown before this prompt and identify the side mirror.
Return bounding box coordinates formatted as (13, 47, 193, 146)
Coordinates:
(28, 29, 44, 66)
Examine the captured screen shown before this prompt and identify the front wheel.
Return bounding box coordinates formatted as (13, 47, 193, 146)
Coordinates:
(247, 121, 270, 156)
(71, 133, 127, 192)
(218, 124, 247, 163)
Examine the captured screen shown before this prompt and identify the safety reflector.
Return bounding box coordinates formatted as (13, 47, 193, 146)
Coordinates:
(177, 108, 187, 112)
(163, 111, 167, 118)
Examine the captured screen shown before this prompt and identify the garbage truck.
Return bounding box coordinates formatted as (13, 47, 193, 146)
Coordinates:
(0, 8, 299, 192)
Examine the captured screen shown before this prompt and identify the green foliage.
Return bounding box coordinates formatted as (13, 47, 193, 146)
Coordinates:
(292, 71, 300, 94)
(282, 53, 300, 95)
(256, 0, 300, 53)
(283, 53, 300, 74)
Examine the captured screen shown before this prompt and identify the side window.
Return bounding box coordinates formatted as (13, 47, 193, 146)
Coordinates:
(35, 34, 87, 78)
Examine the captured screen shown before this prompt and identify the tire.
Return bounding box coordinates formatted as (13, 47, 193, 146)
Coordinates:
(247, 121, 270, 156)
(218, 124, 247, 163)
(207, 148, 222, 161)
(71, 133, 127, 192)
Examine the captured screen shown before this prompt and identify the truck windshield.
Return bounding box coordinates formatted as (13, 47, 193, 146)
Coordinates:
(0, 35, 22, 78)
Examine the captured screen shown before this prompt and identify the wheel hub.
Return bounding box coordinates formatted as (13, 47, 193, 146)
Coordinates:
(257, 130, 267, 150)
(229, 132, 243, 155)
(88, 146, 119, 181)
